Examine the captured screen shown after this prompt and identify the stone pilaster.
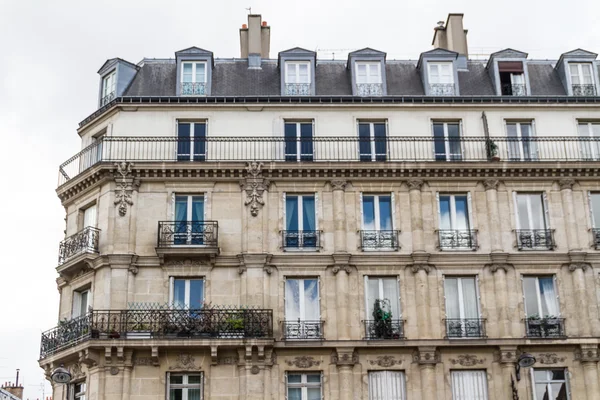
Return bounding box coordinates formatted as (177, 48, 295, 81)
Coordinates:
(331, 348, 358, 400)
(240, 162, 270, 253)
(408, 253, 433, 338)
(577, 345, 600, 400)
(238, 253, 271, 307)
(112, 162, 140, 254)
(407, 180, 425, 252)
(330, 253, 353, 340)
(558, 179, 580, 251)
(483, 179, 503, 252)
(414, 347, 438, 400)
(330, 180, 348, 253)
(564, 252, 592, 336)
(121, 350, 133, 400)
(498, 346, 518, 400)
(486, 253, 512, 338)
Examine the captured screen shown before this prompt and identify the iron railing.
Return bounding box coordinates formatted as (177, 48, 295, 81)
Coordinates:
(356, 83, 384, 96)
(363, 319, 405, 340)
(282, 319, 324, 340)
(40, 307, 273, 358)
(57, 136, 600, 186)
(181, 82, 207, 96)
(445, 318, 486, 338)
(58, 227, 100, 266)
(285, 83, 311, 96)
(515, 229, 555, 250)
(593, 228, 600, 249)
(429, 83, 456, 96)
(282, 230, 321, 250)
(501, 83, 527, 96)
(524, 317, 566, 338)
(157, 221, 218, 248)
(438, 229, 477, 250)
(360, 230, 400, 250)
(100, 92, 115, 107)
(572, 84, 596, 96)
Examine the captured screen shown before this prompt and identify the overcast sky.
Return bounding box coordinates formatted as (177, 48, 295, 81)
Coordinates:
(1, 0, 599, 398)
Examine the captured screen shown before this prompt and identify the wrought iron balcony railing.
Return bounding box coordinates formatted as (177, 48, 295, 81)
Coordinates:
(282, 319, 324, 340)
(181, 82, 207, 96)
(360, 230, 400, 250)
(572, 84, 596, 96)
(429, 83, 456, 96)
(363, 319, 405, 340)
(57, 136, 600, 186)
(501, 83, 527, 96)
(445, 318, 486, 338)
(58, 226, 100, 266)
(524, 317, 566, 338)
(437, 229, 477, 250)
(515, 229, 555, 250)
(282, 230, 321, 250)
(40, 307, 274, 359)
(356, 83, 384, 96)
(593, 229, 600, 249)
(157, 221, 218, 248)
(100, 91, 115, 106)
(285, 83, 311, 96)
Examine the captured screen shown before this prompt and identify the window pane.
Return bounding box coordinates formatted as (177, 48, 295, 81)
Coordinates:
(285, 280, 300, 320)
(382, 278, 400, 318)
(433, 123, 446, 160)
(170, 388, 182, 400)
(529, 194, 545, 230)
(378, 196, 392, 230)
(591, 194, 600, 228)
(302, 196, 316, 231)
(287, 374, 302, 383)
(173, 280, 186, 308)
(454, 195, 469, 230)
(439, 196, 451, 230)
(534, 370, 548, 382)
(306, 374, 321, 383)
(551, 383, 567, 399)
(570, 64, 580, 84)
(170, 375, 184, 384)
(552, 370, 565, 380)
(188, 389, 201, 400)
(80, 291, 88, 316)
(461, 277, 479, 319)
(195, 63, 206, 82)
(299, 64, 309, 83)
(517, 194, 531, 229)
(287, 388, 302, 400)
(304, 279, 320, 320)
(189, 280, 204, 309)
(447, 123, 461, 159)
(444, 278, 460, 318)
(535, 384, 550, 400)
(183, 64, 193, 82)
(363, 196, 375, 229)
(286, 196, 299, 230)
(538, 277, 558, 316)
(307, 388, 322, 400)
(373, 123, 387, 160)
(357, 64, 367, 83)
(359, 123, 372, 160)
(366, 278, 379, 318)
(191, 196, 204, 221)
(187, 375, 202, 384)
(523, 277, 540, 316)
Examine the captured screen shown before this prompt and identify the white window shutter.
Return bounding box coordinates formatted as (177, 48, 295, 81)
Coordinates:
(72, 291, 81, 318)
(282, 192, 286, 231)
(436, 192, 442, 230)
(391, 191, 396, 231)
(513, 191, 520, 229)
(467, 192, 474, 231)
(542, 192, 551, 229)
(314, 192, 319, 230)
(169, 277, 174, 305)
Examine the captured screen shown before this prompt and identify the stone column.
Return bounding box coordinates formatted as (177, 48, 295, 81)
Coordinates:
(407, 180, 425, 252)
(558, 179, 580, 250)
(332, 348, 357, 400)
(483, 180, 502, 252)
(332, 254, 352, 340)
(121, 351, 133, 400)
(579, 345, 600, 400)
(487, 257, 511, 338)
(569, 263, 592, 336)
(415, 347, 438, 400)
(330, 180, 348, 252)
(498, 347, 518, 400)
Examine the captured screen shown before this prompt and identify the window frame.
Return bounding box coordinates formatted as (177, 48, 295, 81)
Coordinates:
(101, 71, 116, 100)
(361, 193, 394, 231)
(513, 192, 550, 231)
(428, 62, 454, 84)
(355, 62, 382, 84)
(181, 62, 207, 84)
(569, 62, 594, 85)
(577, 121, 600, 160)
(443, 276, 481, 321)
(284, 194, 317, 232)
(368, 370, 406, 400)
(285, 61, 311, 84)
(450, 370, 489, 400)
(69, 381, 86, 400)
(522, 275, 560, 318)
(357, 120, 388, 161)
(176, 120, 207, 161)
(167, 372, 204, 400)
(505, 120, 537, 160)
(588, 191, 600, 229)
(169, 277, 205, 309)
(72, 288, 90, 319)
(437, 193, 472, 231)
(284, 120, 314, 161)
(284, 277, 321, 321)
(531, 368, 570, 400)
(286, 372, 322, 400)
(364, 275, 401, 321)
(432, 120, 462, 161)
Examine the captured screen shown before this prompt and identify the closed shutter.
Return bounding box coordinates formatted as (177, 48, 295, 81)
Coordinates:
(368, 371, 406, 400)
(451, 370, 488, 400)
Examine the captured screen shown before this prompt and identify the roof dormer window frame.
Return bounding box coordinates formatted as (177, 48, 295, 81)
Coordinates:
(347, 48, 387, 97)
(174, 47, 214, 97)
(181, 61, 208, 96)
(100, 70, 116, 106)
(284, 61, 312, 96)
(556, 49, 598, 97)
(418, 49, 459, 96)
(355, 61, 382, 84)
(427, 61, 456, 96)
(569, 62, 596, 96)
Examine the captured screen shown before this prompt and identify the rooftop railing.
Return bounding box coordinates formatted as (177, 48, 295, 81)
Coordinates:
(58, 136, 600, 186)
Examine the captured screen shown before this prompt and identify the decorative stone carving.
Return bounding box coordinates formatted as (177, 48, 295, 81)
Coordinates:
(217, 356, 239, 365)
(285, 356, 321, 368)
(332, 265, 352, 275)
(165, 259, 209, 268)
(486, 263, 512, 273)
(497, 347, 518, 364)
(482, 179, 500, 191)
(170, 353, 201, 370)
(330, 180, 348, 191)
(408, 264, 433, 274)
(110, 367, 119, 375)
(558, 179, 576, 190)
(133, 357, 157, 366)
(449, 354, 486, 367)
(565, 262, 590, 272)
(70, 363, 84, 379)
(574, 345, 600, 363)
(412, 347, 439, 365)
(368, 355, 402, 368)
(331, 350, 359, 366)
(240, 162, 270, 217)
(406, 180, 424, 191)
(537, 353, 566, 365)
(114, 162, 140, 217)
(251, 365, 260, 374)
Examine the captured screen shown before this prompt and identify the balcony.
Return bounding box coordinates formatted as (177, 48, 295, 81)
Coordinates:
(181, 82, 207, 96)
(515, 229, 555, 250)
(445, 318, 486, 339)
(363, 319, 405, 340)
(40, 307, 274, 359)
(285, 83, 311, 96)
(282, 230, 321, 251)
(282, 319, 324, 340)
(356, 83, 383, 96)
(429, 83, 455, 96)
(359, 230, 400, 250)
(156, 221, 219, 260)
(524, 317, 566, 338)
(58, 136, 600, 187)
(501, 83, 527, 96)
(438, 230, 478, 250)
(58, 226, 100, 268)
(572, 84, 596, 96)
(100, 91, 115, 106)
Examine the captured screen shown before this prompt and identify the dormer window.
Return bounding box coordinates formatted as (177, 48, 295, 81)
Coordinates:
(284, 62, 311, 96)
(428, 62, 455, 95)
(181, 62, 207, 96)
(100, 71, 116, 106)
(498, 61, 526, 96)
(355, 62, 383, 96)
(569, 63, 595, 96)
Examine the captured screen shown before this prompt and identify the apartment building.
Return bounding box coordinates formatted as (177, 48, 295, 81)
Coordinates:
(40, 13, 600, 400)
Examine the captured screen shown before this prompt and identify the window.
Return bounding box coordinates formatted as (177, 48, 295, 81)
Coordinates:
(498, 61, 526, 96)
(358, 121, 387, 161)
(286, 373, 322, 400)
(170, 278, 204, 309)
(451, 370, 488, 400)
(514, 193, 552, 249)
(284, 278, 321, 339)
(181, 62, 207, 95)
(433, 121, 462, 161)
(533, 369, 569, 400)
(589, 193, 600, 247)
(69, 382, 86, 400)
(82, 204, 97, 229)
(101, 71, 116, 106)
(177, 121, 206, 161)
(523, 276, 563, 337)
(72, 289, 90, 319)
(444, 277, 483, 337)
(368, 371, 406, 400)
(506, 121, 536, 160)
(285, 122, 313, 161)
(284, 195, 318, 249)
(428, 62, 455, 95)
(285, 62, 311, 95)
(361, 194, 396, 249)
(438, 194, 475, 249)
(364, 276, 402, 339)
(569, 63, 595, 96)
(578, 122, 600, 160)
(355, 62, 383, 96)
(167, 373, 203, 400)
(174, 195, 205, 245)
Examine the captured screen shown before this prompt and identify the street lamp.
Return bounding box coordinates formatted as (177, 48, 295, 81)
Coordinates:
(51, 364, 72, 384)
(516, 353, 536, 381)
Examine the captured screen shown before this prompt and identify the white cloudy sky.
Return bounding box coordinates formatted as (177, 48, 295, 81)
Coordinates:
(0, 0, 599, 398)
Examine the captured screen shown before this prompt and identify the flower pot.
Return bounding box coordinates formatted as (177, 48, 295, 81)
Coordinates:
(491, 155, 500, 162)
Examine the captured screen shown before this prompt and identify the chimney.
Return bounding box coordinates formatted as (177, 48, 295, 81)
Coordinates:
(2, 373, 24, 400)
(239, 14, 270, 68)
(432, 13, 468, 58)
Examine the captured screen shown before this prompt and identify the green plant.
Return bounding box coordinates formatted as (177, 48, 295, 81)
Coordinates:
(372, 299, 393, 338)
(486, 138, 499, 157)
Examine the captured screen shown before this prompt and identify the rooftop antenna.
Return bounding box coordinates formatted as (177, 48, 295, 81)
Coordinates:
(246, 6, 251, 14)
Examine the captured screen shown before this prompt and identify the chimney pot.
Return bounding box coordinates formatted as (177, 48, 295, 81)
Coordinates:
(242, 24, 247, 29)
(262, 21, 267, 27)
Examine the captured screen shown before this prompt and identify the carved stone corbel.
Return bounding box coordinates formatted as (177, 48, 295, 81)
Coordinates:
(558, 179, 576, 191)
(408, 264, 433, 274)
(413, 347, 439, 365)
(575, 344, 600, 363)
(482, 179, 501, 191)
(240, 162, 270, 217)
(565, 262, 590, 272)
(116, 347, 124, 363)
(113, 162, 140, 217)
(486, 263, 512, 273)
(329, 180, 348, 191)
(406, 180, 425, 191)
(331, 348, 358, 366)
(332, 265, 352, 275)
(105, 347, 112, 364)
(79, 349, 100, 367)
(151, 346, 159, 366)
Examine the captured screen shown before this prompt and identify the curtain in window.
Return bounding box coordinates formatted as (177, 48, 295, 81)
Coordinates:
(187, 389, 201, 400)
(461, 278, 478, 319)
(363, 196, 376, 230)
(190, 196, 204, 245)
(368, 371, 405, 400)
(304, 279, 320, 320)
(285, 279, 300, 320)
(83, 205, 97, 228)
(445, 278, 460, 319)
(454, 196, 470, 230)
(286, 196, 299, 230)
(523, 277, 539, 316)
(302, 196, 316, 231)
(451, 370, 488, 400)
(382, 278, 400, 319)
(287, 388, 302, 400)
(366, 278, 379, 318)
(174, 196, 189, 244)
(539, 278, 558, 316)
(379, 196, 392, 230)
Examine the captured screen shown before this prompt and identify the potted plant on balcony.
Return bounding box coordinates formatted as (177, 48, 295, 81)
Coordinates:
(127, 323, 152, 339)
(486, 138, 500, 161)
(224, 311, 246, 339)
(372, 299, 393, 339)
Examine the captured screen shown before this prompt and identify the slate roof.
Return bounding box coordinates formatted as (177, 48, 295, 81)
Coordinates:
(122, 57, 589, 97)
